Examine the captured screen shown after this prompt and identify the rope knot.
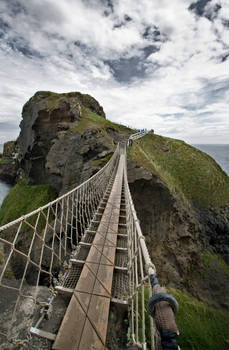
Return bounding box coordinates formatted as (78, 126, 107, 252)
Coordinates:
(145, 262, 156, 274)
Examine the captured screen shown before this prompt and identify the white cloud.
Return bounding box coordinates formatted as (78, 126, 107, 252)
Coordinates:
(0, 0, 229, 145)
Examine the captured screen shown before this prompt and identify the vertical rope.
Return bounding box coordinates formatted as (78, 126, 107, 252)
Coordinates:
(123, 144, 156, 349)
(0, 144, 120, 344)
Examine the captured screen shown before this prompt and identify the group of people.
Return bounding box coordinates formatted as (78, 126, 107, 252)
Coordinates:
(137, 128, 148, 133)
(127, 128, 154, 147)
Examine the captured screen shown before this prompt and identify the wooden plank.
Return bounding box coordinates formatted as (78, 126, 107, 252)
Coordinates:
(53, 295, 86, 349)
(100, 246, 116, 265)
(74, 291, 91, 314)
(86, 246, 102, 264)
(75, 263, 98, 294)
(104, 232, 118, 246)
(93, 264, 114, 297)
(53, 154, 125, 350)
(93, 232, 107, 246)
(78, 319, 104, 350)
(83, 295, 110, 345)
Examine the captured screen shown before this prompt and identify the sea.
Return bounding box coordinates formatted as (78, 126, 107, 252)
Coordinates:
(193, 144, 229, 176)
(0, 144, 12, 207)
(0, 144, 229, 207)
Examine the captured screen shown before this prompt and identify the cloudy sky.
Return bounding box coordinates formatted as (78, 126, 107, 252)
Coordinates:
(0, 0, 229, 144)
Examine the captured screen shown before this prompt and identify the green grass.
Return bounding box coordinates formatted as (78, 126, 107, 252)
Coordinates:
(128, 134, 229, 208)
(73, 106, 134, 135)
(0, 179, 56, 226)
(130, 275, 229, 350)
(202, 251, 229, 276)
(169, 288, 229, 350)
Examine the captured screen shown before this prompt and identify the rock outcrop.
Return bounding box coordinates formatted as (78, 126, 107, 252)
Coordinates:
(0, 141, 18, 184)
(127, 135, 229, 310)
(17, 91, 129, 195)
(3, 141, 17, 158)
(127, 163, 200, 287)
(0, 159, 17, 184)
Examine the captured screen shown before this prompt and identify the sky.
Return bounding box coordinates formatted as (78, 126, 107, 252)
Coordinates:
(0, 0, 229, 144)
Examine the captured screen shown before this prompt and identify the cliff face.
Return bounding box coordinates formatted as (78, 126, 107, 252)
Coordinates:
(0, 141, 18, 184)
(1, 91, 229, 312)
(17, 91, 131, 194)
(127, 164, 200, 286)
(128, 135, 229, 309)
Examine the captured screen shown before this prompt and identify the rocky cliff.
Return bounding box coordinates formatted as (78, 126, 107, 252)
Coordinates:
(16, 91, 131, 195)
(0, 141, 18, 184)
(1, 91, 229, 348)
(128, 135, 229, 310)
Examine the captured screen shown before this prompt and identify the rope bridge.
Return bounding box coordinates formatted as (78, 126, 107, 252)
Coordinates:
(0, 134, 179, 350)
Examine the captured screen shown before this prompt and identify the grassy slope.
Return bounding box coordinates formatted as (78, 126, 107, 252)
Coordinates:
(202, 251, 229, 275)
(137, 285, 229, 350)
(0, 179, 56, 226)
(71, 107, 134, 166)
(128, 133, 229, 208)
(170, 288, 229, 350)
(74, 106, 134, 135)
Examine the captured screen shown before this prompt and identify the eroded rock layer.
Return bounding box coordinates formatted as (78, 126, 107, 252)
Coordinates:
(17, 91, 124, 194)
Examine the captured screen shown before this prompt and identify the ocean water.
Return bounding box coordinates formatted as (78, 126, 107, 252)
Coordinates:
(193, 144, 229, 176)
(0, 144, 11, 207)
(0, 181, 11, 207)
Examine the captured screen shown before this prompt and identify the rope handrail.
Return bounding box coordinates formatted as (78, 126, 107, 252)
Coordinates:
(123, 141, 179, 350)
(124, 170, 156, 276)
(0, 143, 120, 345)
(129, 131, 147, 141)
(0, 145, 120, 231)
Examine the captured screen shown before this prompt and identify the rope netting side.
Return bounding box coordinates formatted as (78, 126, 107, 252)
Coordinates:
(0, 144, 120, 344)
(124, 163, 156, 350)
(129, 131, 147, 140)
(124, 154, 179, 350)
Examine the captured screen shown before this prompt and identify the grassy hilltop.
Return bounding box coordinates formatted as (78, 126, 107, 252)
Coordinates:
(128, 133, 229, 209)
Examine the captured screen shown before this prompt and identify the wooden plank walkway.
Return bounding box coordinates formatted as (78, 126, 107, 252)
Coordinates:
(53, 153, 125, 350)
